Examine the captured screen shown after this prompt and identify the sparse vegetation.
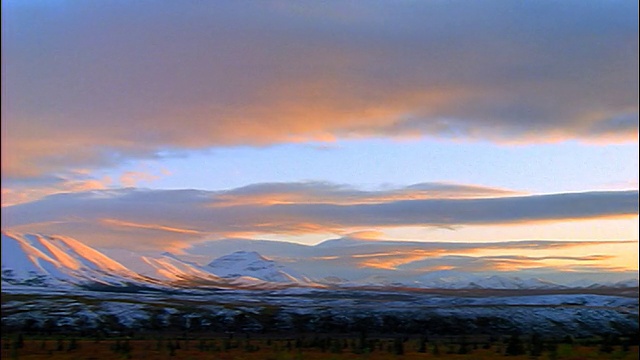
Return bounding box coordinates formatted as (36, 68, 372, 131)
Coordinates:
(1, 333, 638, 359)
(2, 286, 638, 359)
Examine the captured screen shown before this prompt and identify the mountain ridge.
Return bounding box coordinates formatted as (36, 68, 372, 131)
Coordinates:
(206, 251, 312, 284)
(2, 231, 637, 291)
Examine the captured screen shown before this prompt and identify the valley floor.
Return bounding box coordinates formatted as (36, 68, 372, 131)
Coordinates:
(2, 286, 638, 340)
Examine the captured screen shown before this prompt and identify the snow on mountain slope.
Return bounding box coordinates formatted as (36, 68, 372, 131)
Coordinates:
(49, 235, 133, 274)
(415, 270, 477, 289)
(615, 278, 639, 288)
(138, 253, 223, 282)
(415, 271, 562, 289)
(1, 231, 139, 286)
(466, 275, 561, 290)
(3, 231, 633, 291)
(568, 278, 640, 289)
(1, 232, 311, 289)
(100, 249, 264, 284)
(95, 248, 211, 282)
(206, 251, 311, 284)
(1, 232, 67, 286)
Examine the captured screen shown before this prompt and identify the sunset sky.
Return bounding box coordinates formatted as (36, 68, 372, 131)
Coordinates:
(2, 1, 638, 281)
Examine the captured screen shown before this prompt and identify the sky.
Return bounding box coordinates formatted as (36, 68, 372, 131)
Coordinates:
(1, 1, 638, 282)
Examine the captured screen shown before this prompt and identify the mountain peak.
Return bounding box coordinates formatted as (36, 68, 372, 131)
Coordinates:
(231, 250, 268, 260)
(207, 251, 269, 265)
(206, 251, 308, 284)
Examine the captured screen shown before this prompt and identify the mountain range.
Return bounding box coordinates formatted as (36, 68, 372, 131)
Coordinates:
(1, 231, 637, 291)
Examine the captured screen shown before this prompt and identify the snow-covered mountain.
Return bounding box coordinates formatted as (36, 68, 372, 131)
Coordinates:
(2, 231, 636, 291)
(2, 232, 637, 340)
(93, 248, 221, 283)
(415, 271, 562, 290)
(136, 252, 224, 283)
(1, 232, 231, 288)
(1, 231, 141, 287)
(568, 278, 640, 289)
(0, 232, 313, 289)
(614, 278, 639, 288)
(467, 275, 561, 290)
(206, 251, 312, 284)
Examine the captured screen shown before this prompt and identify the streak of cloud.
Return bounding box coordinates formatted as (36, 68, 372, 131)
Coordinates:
(209, 181, 519, 206)
(1, 183, 636, 249)
(396, 254, 617, 272)
(1, 175, 111, 207)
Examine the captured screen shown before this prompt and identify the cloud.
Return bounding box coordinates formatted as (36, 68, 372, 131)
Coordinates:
(119, 171, 163, 188)
(346, 230, 385, 240)
(1, 182, 636, 250)
(396, 254, 617, 272)
(209, 181, 519, 206)
(306, 242, 621, 271)
(1, 166, 171, 206)
(100, 219, 204, 236)
(2, 1, 637, 179)
(1, 174, 111, 207)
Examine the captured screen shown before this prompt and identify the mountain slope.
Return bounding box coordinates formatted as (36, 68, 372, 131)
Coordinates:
(206, 251, 311, 284)
(138, 252, 224, 282)
(416, 271, 562, 290)
(1, 232, 311, 289)
(1, 232, 139, 286)
(2, 231, 635, 291)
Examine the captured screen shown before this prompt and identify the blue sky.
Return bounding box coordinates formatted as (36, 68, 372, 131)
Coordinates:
(107, 139, 638, 194)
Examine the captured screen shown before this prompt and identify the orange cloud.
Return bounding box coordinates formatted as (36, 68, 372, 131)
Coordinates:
(401, 253, 627, 273)
(1, 177, 109, 207)
(347, 230, 385, 240)
(355, 250, 444, 270)
(119, 171, 162, 188)
(100, 219, 203, 236)
(207, 182, 520, 208)
(2, 165, 172, 206)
